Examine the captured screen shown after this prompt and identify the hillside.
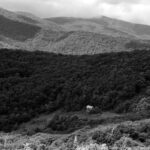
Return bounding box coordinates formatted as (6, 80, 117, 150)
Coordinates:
(0, 15, 41, 41)
(0, 7, 61, 30)
(0, 49, 150, 132)
(48, 17, 132, 38)
(0, 8, 150, 55)
(25, 31, 130, 55)
(48, 16, 150, 40)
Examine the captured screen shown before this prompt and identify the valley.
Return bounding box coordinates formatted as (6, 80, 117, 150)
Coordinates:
(1, 6, 150, 150)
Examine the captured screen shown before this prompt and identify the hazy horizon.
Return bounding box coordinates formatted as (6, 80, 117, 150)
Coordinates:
(0, 0, 150, 25)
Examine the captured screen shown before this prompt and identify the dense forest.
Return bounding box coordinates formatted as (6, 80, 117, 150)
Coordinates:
(0, 48, 150, 131)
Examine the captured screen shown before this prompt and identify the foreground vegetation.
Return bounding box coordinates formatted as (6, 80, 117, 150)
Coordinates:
(1, 119, 150, 149)
(0, 49, 150, 131)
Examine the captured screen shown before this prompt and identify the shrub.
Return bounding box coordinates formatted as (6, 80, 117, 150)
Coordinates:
(134, 97, 150, 116)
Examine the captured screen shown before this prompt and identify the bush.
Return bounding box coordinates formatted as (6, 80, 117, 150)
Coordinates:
(92, 129, 119, 145)
(134, 97, 150, 116)
(92, 123, 150, 146)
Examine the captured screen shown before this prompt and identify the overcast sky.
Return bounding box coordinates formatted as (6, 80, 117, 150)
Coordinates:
(0, 0, 150, 25)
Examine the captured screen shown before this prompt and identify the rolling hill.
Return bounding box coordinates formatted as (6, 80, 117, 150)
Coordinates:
(0, 7, 150, 54)
(48, 16, 150, 40)
(0, 15, 41, 41)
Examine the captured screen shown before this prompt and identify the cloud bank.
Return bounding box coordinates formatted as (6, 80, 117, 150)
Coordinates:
(0, 0, 150, 25)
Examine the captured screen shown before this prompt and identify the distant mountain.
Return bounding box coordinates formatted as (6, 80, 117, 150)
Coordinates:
(0, 7, 150, 55)
(0, 7, 61, 30)
(48, 16, 150, 40)
(0, 8, 62, 49)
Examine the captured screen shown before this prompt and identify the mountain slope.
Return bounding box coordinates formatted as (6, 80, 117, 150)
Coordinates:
(48, 16, 150, 40)
(0, 7, 150, 55)
(20, 30, 129, 54)
(0, 8, 62, 49)
(0, 7, 62, 30)
(16, 11, 62, 30)
(47, 17, 132, 38)
(0, 8, 131, 55)
(0, 15, 41, 41)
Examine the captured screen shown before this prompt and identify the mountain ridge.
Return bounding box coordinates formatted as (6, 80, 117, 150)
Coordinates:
(47, 16, 150, 39)
(0, 7, 150, 55)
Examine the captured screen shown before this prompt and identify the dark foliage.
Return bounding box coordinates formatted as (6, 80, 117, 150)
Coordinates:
(0, 49, 150, 131)
(0, 15, 40, 41)
(47, 115, 87, 133)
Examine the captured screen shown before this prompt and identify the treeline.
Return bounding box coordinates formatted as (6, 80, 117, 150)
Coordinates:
(0, 49, 150, 131)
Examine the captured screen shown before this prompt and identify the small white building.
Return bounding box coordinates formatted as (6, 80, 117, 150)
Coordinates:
(86, 105, 94, 113)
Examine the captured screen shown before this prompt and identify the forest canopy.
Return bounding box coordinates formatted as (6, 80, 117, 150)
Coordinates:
(0, 49, 150, 131)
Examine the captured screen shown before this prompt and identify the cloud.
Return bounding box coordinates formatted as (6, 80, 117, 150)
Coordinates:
(99, 0, 141, 5)
(0, 0, 150, 25)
